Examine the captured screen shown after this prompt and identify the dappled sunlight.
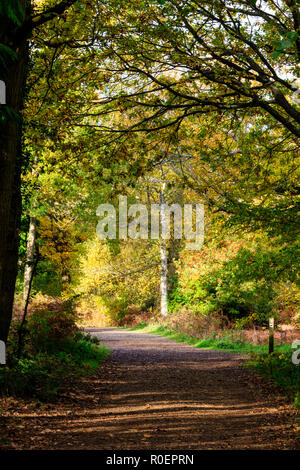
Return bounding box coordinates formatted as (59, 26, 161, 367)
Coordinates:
(3, 329, 297, 450)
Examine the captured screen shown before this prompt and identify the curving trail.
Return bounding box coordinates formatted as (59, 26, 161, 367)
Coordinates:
(1, 328, 299, 450)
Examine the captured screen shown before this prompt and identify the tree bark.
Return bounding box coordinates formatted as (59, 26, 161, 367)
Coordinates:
(160, 240, 168, 317)
(0, 2, 29, 343)
(160, 184, 168, 317)
(18, 247, 39, 358)
(23, 216, 37, 301)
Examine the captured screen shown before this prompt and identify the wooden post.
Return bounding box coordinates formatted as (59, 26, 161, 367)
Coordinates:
(268, 317, 274, 354)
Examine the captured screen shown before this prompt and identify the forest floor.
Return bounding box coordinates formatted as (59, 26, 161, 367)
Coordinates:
(0, 328, 299, 450)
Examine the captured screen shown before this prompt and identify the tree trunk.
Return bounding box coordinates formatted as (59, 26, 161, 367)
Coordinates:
(160, 184, 168, 317)
(0, 2, 29, 343)
(61, 268, 71, 287)
(0, 168, 22, 344)
(18, 248, 39, 358)
(23, 216, 37, 301)
(160, 240, 168, 317)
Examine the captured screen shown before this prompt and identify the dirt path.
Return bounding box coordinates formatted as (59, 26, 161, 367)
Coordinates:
(1, 328, 299, 450)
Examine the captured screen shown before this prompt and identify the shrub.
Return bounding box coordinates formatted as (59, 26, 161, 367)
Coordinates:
(162, 308, 229, 339)
(170, 237, 300, 327)
(250, 351, 300, 406)
(0, 305, 109, 400)
(27, 308, 78, 353)
(118, 305, 153, 327)
(0, 354, 68, 400)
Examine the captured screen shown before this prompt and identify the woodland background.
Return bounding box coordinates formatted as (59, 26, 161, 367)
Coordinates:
(0, 0, 299, 402)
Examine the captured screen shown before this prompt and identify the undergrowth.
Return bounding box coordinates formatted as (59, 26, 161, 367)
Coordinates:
(0, 304, 110, 401)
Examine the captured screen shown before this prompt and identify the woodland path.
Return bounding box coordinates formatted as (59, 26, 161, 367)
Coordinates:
(1, 328, 299, 450)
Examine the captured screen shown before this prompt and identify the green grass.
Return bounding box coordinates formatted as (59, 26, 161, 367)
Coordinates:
(131, 322, 299, 405)
(131, 322, 291, 354)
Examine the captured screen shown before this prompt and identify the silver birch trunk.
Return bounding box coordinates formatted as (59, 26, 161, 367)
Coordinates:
(23, 216, 37, 301)
(160, 184, 168, 317)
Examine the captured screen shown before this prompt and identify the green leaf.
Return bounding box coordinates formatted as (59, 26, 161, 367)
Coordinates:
(272, 51, 281, 59)
(280, 40, 292, 49)
(286, 32, 299, 42)
(0, 0, 24, 26)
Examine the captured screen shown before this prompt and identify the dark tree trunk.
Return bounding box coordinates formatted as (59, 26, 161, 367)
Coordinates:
(0, 166, 22, 343)
(0, 2, 29, 343)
